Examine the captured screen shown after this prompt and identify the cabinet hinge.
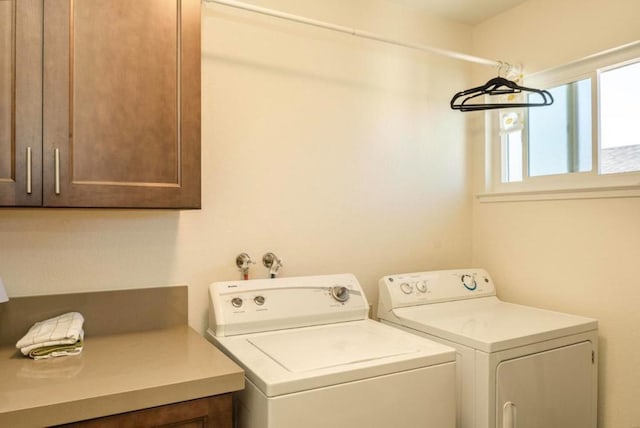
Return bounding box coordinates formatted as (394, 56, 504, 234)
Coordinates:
(592, 350, 595, 364)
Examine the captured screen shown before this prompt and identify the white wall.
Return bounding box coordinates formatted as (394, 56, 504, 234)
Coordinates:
(0, 0, 473, 334)
(471, 1, 640, 427)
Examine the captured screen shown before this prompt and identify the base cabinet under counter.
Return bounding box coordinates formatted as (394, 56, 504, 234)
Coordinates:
(53, 394, 232, 428)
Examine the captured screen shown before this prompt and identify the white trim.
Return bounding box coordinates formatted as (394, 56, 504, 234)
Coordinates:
(528, 40, 640, 79)
(477, 185, 640, 203)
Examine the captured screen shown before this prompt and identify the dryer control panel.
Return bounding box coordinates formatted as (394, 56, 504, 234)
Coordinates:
(209, 273, 369, 337)
(378, 268, 496, 312)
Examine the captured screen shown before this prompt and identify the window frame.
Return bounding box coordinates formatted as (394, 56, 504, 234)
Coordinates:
(480, 42, 640, 201)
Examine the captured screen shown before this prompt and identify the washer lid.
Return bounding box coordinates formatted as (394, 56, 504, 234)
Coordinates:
(210, 319, 454, 397)
(249, 323, 417, 372)
(392, 296, 597, 353)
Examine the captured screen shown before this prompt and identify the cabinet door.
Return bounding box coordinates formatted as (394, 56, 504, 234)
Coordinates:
(43, 0, 201, 208)
(54, 394, 233, 428)
(0, 0, 42, 206)
(496, 341, 595, 428)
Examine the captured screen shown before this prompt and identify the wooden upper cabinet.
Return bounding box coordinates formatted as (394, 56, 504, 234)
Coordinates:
(0, 0, 43, 206)
(43, 0, 201, 208)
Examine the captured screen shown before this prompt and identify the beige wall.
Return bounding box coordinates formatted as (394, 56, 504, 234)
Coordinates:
(471, 1, 640, 427)
(3, 0, 637, 425)
(0, 0, 473, 333)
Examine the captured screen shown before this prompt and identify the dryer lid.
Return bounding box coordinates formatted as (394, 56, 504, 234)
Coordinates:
(392, 297, 598, 353)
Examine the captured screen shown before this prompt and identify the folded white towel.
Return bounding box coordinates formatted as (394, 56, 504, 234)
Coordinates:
(28, 330, 84, 359)
(16, 312, 85, 357)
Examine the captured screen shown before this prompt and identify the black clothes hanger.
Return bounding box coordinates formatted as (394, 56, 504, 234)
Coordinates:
(450, 76, 554, 112)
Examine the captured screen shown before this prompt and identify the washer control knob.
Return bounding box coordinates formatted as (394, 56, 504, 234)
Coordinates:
(231, 297, 243, 308)
(400, 282, 413, 294)
(461, 274, 477, 291)
(416, 280, 428, 293)
(254, 295, 266, 306)
(331, 286, 350, 302)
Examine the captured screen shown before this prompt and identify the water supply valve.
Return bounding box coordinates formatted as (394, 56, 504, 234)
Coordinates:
(236, 253, 255, 280)
(262, 252, 283, 278)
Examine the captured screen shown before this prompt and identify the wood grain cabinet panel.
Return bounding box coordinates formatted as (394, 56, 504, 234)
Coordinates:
(0, 0, 43, 206)
(43, 0, 201, 208)
(54, 394, 233, 428)
(1, 0, 200, 208)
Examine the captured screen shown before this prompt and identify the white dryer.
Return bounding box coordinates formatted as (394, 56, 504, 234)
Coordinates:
(377, 268, 598, 428)
(207, 273, 456, 428)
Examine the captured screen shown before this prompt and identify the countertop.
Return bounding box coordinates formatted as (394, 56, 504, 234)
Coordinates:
(0, 326, 244, 427)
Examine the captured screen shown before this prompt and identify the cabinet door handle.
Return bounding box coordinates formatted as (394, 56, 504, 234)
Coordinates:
(26, 147, 32, 194)
(54, 148, 61, 195)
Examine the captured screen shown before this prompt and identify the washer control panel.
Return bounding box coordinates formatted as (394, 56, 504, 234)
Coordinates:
(209, 273, 369, 337)
(378, 268, 496, 311)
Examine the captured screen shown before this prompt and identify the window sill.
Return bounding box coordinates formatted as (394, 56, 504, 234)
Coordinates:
(477, 184, 640, 203)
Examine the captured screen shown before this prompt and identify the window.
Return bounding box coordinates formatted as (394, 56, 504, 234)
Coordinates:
(600, 61, 640, 174)
(485, 42, 640, 199)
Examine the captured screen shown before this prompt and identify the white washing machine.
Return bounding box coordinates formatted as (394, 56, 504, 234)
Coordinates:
(377, 268, 598, 428)
(207, 273, 456, 428)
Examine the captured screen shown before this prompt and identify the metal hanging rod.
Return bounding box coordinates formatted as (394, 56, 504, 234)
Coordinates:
(202, 0, 501, 67)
